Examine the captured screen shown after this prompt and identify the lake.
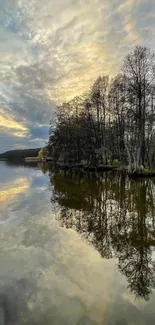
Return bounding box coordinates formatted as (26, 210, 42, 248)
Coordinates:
(0, 161, 155, 325)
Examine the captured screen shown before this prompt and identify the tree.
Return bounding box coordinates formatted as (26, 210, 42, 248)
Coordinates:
(48, 46, 155, 170)
(123, 46, 155, 167)
(38, 147, 48, 161)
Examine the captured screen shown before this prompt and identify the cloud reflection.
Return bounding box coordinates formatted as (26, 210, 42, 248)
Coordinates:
(0, 177, 29, 208)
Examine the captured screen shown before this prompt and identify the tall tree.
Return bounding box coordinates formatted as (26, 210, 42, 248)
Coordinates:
(123, 46, 155, 167)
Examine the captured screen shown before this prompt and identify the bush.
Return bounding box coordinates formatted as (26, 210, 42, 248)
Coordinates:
(112, 159, 121, 167)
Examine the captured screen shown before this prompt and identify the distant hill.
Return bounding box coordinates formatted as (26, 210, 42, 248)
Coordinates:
(0, 148, 42, 161)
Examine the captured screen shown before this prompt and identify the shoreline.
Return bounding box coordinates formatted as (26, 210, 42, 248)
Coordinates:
(53, 163, 155, 178)
(1, 158, 155, 178)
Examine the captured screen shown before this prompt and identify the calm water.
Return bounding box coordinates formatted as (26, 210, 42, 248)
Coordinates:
(0, 161, 155, 325)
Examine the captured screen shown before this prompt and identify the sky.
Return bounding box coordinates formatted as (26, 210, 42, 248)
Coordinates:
(0, 0, 155, 152)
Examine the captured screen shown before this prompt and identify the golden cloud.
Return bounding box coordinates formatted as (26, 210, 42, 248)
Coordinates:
(0, 110, 28, 137)
(45, 42, 120, 103)
(124, 21, 143, 44)
(0, 0, 154, 113)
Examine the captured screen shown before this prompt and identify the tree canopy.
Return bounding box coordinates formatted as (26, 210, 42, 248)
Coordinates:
(48, 46, 155, 169)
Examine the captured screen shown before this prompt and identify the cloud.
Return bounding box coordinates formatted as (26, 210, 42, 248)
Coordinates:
(0, 0, 155, 150)
(0, 108, 28, 137)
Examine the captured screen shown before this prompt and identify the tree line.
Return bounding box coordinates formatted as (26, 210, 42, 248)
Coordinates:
(48, 46, 155, 169)
(0, 148, 41, 161)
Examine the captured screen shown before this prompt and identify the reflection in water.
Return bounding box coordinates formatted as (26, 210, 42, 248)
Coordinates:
(50, 170, 155, 300)
(0, 178, 29, 207)
(4, 160, 40, 169)
(1, 161, 155, 324)
(0, 215, 117, 325)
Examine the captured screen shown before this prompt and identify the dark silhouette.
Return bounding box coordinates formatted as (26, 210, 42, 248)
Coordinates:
(48, 46, 155, 171)
(50, 169, 155, 300)
(0, 148, 41, 162)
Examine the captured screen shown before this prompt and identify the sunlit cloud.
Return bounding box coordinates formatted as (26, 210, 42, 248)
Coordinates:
(0, 109, 28, 137)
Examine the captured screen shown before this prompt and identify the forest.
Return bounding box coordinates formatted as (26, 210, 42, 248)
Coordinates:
(0, 148, 41, 161)
(48, 46, 155, 173)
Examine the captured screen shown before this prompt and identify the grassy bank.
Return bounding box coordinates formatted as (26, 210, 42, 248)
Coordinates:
(127, 168, 155, 178)
(52, 162, 155, 178)
(57, 164, 118, 172)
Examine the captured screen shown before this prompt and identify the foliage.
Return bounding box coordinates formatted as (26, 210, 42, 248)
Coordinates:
(38, 147, 48, 160)
(112, 159, 121, 167)
(48, 46, 155, 170)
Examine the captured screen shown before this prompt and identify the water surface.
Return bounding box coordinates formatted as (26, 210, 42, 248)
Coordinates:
(0, 161, 155, 325)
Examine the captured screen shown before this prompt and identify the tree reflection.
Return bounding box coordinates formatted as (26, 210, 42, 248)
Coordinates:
(50, 170, 155, 300)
